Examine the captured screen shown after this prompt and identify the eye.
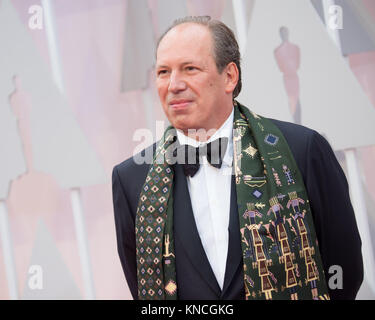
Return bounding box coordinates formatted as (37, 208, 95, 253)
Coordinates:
(186, 66, 197, 71)
(157, 69, 168, 76)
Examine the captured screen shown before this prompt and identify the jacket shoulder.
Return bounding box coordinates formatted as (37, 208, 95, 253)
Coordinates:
(114, 142, 157, 175)
(268, 118, 317, 144)
(268, 118, 322, 157)
(112, 142, 158, 199)
(267, 118, 329, 181)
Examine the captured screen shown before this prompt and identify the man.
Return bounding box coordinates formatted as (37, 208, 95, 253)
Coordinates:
(112, 16, 363, 300)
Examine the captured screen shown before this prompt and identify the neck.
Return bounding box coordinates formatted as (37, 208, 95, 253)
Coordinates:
(183, 129, 216, 142)
(180, 106, 234, 142)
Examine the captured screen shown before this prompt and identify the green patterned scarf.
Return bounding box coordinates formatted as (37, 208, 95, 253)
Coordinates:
(135, 101, 330, 300)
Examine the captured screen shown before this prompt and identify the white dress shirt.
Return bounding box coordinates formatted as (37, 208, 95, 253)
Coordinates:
(176, 109, 234, 290)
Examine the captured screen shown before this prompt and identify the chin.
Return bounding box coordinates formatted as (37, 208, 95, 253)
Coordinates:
(173, 123, 190, 133)
(171, 118, 194, 131)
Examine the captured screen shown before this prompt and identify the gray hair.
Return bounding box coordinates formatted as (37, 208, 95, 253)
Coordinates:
(156, 16, 242, 98)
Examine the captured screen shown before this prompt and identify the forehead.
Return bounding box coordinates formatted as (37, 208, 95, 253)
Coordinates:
(156, 23, 215, 65)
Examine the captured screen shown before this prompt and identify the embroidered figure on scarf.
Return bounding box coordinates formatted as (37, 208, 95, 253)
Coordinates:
(272, 168, 282, 187)
(244, 143, 258, 159)
(165, 280, 177, 296)
(244, 274, 255, 299)
(282, 164, 295, 185)
(243, 175, 267, 188)
(264, 133, 279, 146)
(287, 191, 320, 300)
(233, 127, 243, 184)
(163, 234, 175, 262)
(241, 203, 274, 300)
(267, 197, 299, 300)
(277, 193, 286, 201)
(270, 155, 282, 160)
(268, 150, 282, 160)
(255, 202, 266, 210)
(258, 122, 265, 131)
(252, 189, 263, 199)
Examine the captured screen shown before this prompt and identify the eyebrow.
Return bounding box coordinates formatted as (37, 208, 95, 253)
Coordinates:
(156, 61, 197, 69)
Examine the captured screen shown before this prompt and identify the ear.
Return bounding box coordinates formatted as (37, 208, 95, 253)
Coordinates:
(224, 62, 239, 94)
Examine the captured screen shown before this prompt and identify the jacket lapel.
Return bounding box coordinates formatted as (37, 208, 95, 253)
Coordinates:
(173, 163, 221, 296)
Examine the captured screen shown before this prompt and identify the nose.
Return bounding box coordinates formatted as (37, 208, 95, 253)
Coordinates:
(168, 70, 187, 93)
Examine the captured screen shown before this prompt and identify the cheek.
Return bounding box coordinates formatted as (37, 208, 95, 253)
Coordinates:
(157, 84, 170, 114)
(156, 81, 167, 100)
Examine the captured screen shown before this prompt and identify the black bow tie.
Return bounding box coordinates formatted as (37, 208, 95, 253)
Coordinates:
(174, 137, 228, 177)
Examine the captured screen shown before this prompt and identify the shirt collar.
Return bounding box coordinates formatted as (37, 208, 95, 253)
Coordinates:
(176, 108, 234, 167)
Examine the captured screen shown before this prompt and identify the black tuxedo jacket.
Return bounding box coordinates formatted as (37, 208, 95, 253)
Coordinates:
(112, 118, 363, 300)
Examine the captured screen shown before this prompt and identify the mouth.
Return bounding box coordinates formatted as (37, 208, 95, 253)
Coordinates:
(169, 99, 193, 110)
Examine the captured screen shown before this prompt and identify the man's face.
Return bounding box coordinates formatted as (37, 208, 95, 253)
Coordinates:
(156, 23, 231, 136)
